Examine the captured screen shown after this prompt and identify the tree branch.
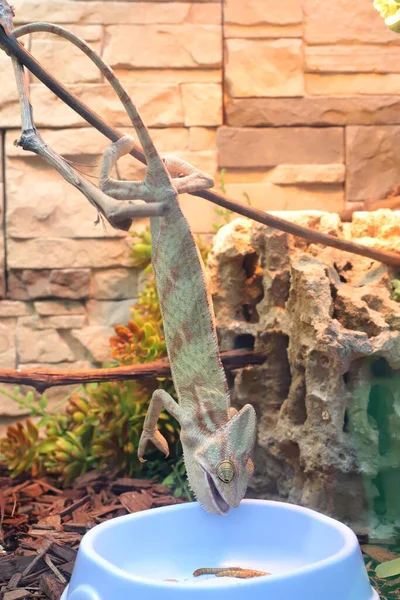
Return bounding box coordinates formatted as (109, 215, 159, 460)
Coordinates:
(0, 349, 267, 393)
(0, 6, 399, 266)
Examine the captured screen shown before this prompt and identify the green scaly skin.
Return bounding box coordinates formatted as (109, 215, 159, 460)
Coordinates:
(97, 106, 257, 514)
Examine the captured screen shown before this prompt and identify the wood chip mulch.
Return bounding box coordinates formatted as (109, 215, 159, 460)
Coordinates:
(0, 467, 185, 600)
(1, 467, 399, 600)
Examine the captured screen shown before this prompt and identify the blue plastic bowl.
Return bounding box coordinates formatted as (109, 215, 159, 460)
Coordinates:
(61, 499, 378, 600)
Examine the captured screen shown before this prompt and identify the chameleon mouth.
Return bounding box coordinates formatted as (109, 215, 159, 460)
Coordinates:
(206, 473, 230, 515)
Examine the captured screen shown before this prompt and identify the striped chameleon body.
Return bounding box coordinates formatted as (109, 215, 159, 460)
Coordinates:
(98, 107, 257, 514)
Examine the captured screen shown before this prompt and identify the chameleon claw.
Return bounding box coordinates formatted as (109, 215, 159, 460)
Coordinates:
(138, 429, 169, 461)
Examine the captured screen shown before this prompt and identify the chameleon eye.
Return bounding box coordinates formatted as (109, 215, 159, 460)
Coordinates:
(216, 460, 236, 483)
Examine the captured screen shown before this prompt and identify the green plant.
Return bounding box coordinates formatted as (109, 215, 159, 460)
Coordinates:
(0, 380, 182, 487)
(213, 169, 253, 232)
(213, 169, 233, 232)
(110, 281, 166, 365)
(130, 228, 153, 273)
(391, 279, 400, 302)
(376, 557, 400, 578)
(0, 229, 188, 493)
(0, 418, 55, 478)
(162, 454, 193, 501)
(374, 0, 400, 31)
(0, 218, 226, 497)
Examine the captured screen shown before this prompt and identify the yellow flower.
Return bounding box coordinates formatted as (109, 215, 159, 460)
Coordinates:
(374, 0, 399, 19)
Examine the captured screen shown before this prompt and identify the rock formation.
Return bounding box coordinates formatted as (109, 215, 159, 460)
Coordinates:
(207, 210, 400, 534)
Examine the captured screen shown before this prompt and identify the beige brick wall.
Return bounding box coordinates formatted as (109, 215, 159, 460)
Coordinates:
(0, 0, 399, 412)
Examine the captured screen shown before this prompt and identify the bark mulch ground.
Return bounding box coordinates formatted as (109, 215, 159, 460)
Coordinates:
(0, 467, 184, 600)
(0, 466, 399, 600)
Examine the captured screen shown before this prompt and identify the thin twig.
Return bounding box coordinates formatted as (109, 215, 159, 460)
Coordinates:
(21, 538, 53, 578)
(43, 556, 67, 585)
(0, 349, 267, 392)
(0, 10, 399, 266)
(57, 495, 90, 518)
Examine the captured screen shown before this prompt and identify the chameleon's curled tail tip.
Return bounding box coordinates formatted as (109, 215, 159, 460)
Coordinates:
(117, 134, 136, 153)
(202, 174, 215, 189)
(138, 456, 147, 463)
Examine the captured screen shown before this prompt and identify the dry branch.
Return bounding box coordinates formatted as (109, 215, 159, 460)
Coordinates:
(0, 349, 267, 393)
(0, 5, 399, 266)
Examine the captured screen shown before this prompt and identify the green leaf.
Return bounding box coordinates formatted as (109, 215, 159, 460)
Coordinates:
(37, 440, 58, 453)
(39, 395, 48, 410)
(376, 558, 400, 578)
(161, 473, 174, 487)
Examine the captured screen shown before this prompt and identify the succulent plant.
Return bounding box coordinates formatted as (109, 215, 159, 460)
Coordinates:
(0, 225, 194, 498)
(130, 228, 153, 272)
(374, 0, 400, 31)
(0, 419, 57, 478)
(110, 281, 166, 365)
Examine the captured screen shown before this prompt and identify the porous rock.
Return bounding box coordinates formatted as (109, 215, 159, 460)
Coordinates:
(207, 210, 400, 532)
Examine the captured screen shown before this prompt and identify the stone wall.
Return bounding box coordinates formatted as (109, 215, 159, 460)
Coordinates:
(1, 0, 400, 422)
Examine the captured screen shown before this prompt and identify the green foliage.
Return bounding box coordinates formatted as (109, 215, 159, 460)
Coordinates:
(374, 0, 400, 19)
(213, 168, 253, 232)
(162, 454, 193, 501)
(0, 381, 181, 487)
(0, 418, 50, 478)
(364, 543, 400, 600)
(213, 170, 234, 232)
(110, 280, 166, 365)
(391, 279, 400, 302)
(376, 557, 400, 578)
(130, 228, 153, 273)
(374, 0, 400, 31)
(109, 230, 165, 365)
(0, 217, 228, 497)
(213, 207, 234, 232)
(0, 228, 187, 493)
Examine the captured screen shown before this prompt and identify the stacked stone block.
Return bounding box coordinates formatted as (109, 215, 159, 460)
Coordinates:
(1, 0, 400, 423)
(0, 0, 222, 420)
(222, 0, 400, 212)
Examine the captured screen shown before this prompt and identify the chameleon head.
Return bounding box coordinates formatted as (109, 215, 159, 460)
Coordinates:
(183, 403, 257, 515)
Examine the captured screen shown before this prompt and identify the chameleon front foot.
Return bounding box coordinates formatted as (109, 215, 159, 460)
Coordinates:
(138, 389, 180, 462)
(193, 567, 270, 579)
(137, 428, 169, 463)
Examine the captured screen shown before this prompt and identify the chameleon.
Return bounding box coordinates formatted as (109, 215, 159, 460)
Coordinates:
(98, 109, 257, 515)
(2, 16, 257, 515)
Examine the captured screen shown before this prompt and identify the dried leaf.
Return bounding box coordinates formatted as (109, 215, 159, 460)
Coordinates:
(362, 545, 399, 564)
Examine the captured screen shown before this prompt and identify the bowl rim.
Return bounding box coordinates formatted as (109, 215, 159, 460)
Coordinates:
(77, 499, 361, 590)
